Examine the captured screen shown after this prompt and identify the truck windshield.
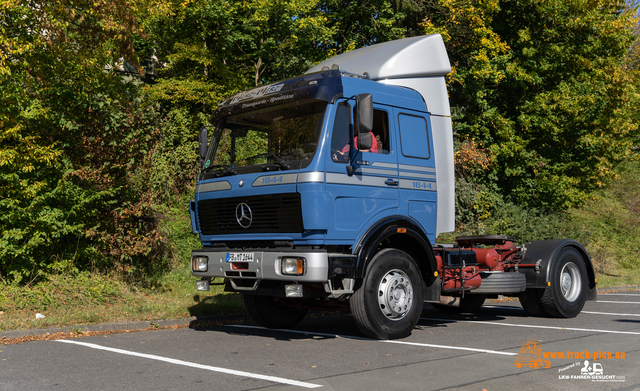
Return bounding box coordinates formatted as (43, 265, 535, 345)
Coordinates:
(203, 100, 327, 178)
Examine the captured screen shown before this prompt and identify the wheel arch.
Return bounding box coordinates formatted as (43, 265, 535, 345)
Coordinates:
(520, 239, 597, 301)
(353, 215, 440, 302)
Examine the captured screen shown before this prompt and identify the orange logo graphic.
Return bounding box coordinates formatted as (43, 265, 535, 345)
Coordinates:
(514, 339, 551, 369)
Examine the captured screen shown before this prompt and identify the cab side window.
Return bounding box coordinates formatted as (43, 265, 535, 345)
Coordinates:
(372, 110, 390, 154)
(351, 108, 390, 154)
(398, 114, 430, 160)
(331, 103, 351, 163)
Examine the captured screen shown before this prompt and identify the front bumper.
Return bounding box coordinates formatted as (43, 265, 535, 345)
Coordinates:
(191, 248, 330, 282)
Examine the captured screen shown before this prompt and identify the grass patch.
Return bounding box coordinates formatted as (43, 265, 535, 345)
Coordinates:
(0, 267, 243, 332)
(594, 266, 640, 288)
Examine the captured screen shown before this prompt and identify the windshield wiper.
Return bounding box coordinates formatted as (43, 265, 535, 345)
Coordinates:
(246, 152, 290, 171)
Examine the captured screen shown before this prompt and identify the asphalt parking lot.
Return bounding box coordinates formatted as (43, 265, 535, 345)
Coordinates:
(2, 291, 639, 391)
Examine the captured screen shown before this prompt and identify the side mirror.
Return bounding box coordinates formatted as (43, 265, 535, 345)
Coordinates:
(198, 127, 208, 169)
(357, 131, 373, 151)
(355, 93, 373, 135)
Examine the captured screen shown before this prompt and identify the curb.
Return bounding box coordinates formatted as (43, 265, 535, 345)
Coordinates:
(1, 318, 195, 340)
(2, 286, 638, 340)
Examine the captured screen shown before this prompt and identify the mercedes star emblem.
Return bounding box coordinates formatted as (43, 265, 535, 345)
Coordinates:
(235, 202, 253, 228)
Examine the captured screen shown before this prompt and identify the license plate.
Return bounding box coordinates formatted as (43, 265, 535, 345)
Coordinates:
(226, 252, 254, 263)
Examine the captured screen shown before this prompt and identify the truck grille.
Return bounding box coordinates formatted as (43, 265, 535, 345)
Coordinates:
(198, 193, 303, 235)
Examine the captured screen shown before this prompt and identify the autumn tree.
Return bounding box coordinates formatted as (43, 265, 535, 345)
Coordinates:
(143, 0, 336, 115)
(421, 0, 639, 212)
(0, 0, 167, 282)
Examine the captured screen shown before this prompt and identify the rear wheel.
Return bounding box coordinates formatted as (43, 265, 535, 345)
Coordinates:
(518, 289, 547, 317)
(350, 249, 424, 339)
(243, 295, 308, 329)
(539, 247, 588, 318)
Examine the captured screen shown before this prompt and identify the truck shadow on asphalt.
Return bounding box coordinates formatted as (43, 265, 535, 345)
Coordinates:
(186, 293, 245, 318)
(613, 319, 640, 323)
(186, 304, 532, 341)
(421, 303, 525, 321)
(189, 312, 362, 341)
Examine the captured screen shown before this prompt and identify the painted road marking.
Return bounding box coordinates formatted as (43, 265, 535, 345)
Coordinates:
(597, 300, 640, 304)
(483, 305, 640, 317)
(227, 324, 517, 356)
(56, 340, 322, 389)
(421, 318, 640, 335)
(581, 311, 640, 317)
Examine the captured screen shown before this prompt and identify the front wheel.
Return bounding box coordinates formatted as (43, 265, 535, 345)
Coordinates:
(243, 295, 308, 329)
(539, 247, 588, 318)
(350, 249, 424, 339)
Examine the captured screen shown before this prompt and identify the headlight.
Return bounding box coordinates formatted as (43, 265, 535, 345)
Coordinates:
(192, 256, 208, 272)
(281, 257, 305, 275)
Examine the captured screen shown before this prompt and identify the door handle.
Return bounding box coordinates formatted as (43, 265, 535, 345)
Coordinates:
(385, 179, 398, 186)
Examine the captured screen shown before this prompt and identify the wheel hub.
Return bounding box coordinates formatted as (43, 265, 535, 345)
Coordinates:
(560, 262, 581, 301)
(378, 269, 413, 321)
(561, 273, 572, 292)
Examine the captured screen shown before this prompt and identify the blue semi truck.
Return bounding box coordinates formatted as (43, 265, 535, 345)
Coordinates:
(190, 35, 597, 339)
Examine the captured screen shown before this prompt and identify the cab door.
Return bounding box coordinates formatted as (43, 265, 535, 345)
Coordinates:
(395, 109, 437, 244)
(324, 102, 399, 244)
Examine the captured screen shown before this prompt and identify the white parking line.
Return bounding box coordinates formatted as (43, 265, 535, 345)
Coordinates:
(421, 317, 640, 335)
(582, 311, 640, 317)
(56, 340, 322, 389)
(482, 305, 640, 318)
(597, 300, 640, 304)
(227, 324, 517, 356)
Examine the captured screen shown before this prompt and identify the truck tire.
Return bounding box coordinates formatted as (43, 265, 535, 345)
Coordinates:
(350, 249, 424, 339)
(243, 295, 308, 329)
(518, 289, 548, 317)
(539, 247, 588, 318)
